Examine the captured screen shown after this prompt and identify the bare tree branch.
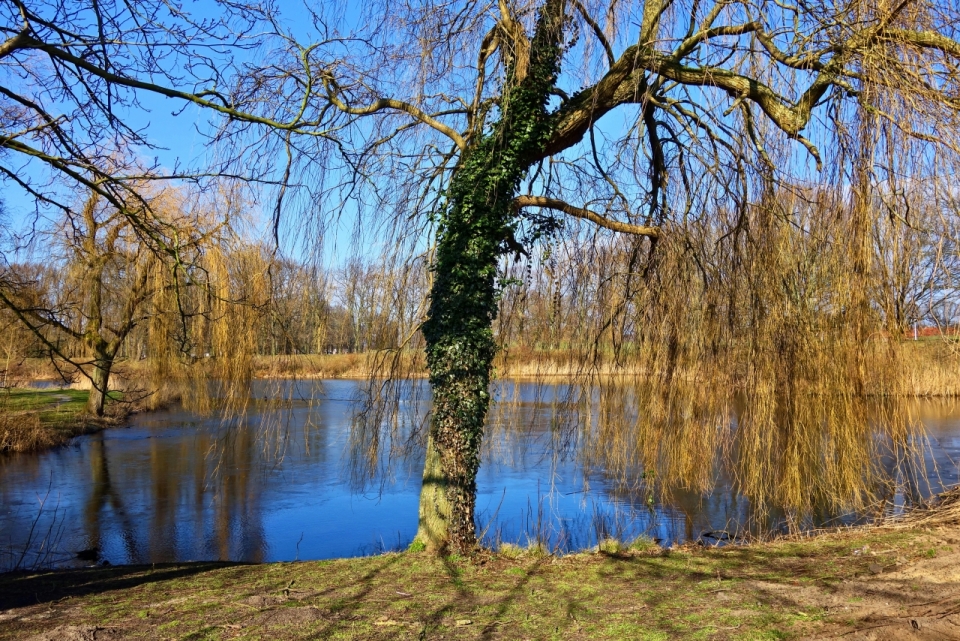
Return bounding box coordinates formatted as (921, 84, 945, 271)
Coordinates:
(513, 195, 660, 237)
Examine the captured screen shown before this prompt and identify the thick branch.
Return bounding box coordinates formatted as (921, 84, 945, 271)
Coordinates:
(543, 21, 960, 161)
(546, 46, 833, 157)
(513, 195, 659, 237)
(322, 75, 467, 150)
(882, 28, 960, 59)
(0, 27, 29, 60)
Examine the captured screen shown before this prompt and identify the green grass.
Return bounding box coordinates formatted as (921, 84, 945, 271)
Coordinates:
(0, 528, 929, 640)
(0, 387, 124, 452)
(0, 387, 89, 413)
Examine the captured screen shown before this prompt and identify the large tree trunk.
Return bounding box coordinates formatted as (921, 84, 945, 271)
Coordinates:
(415, 168, 502, 553)
(413, 0, 565, 554)
(414, 434, 452, 550)
(86, 352, 112, 417)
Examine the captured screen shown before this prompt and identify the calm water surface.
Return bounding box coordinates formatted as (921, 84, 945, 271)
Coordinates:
(1, 380, 959, 570)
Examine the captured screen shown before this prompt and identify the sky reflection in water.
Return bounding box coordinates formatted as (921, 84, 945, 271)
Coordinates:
(1, 380, 958, 570)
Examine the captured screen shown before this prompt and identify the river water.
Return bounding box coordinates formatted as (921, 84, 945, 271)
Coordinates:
(1, 380, 959, 570)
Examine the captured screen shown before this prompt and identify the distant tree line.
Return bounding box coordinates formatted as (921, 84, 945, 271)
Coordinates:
(5, 183, 956, 394)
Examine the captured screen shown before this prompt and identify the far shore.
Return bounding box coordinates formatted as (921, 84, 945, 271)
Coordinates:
(3, 337, 959, 455)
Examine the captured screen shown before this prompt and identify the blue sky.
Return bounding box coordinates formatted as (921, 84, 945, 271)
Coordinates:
(2, 0, 833, 268)
(2, 1, 368, 265)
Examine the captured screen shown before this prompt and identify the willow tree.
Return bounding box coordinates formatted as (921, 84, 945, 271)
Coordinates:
(4, 0, 960, 552)
(311, 0, 960, 553)
(0, 186, 234, 415)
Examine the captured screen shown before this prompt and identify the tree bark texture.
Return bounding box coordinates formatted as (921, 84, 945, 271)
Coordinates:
(86, 351, 111, 417)
(414, 434, 453, 551)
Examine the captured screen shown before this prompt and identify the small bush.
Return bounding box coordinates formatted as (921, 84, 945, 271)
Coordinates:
(0, 412, 51, 452)
(523, 541, 549, 558)
(598, 538, 624, 554)
(628, 536, 659, 553)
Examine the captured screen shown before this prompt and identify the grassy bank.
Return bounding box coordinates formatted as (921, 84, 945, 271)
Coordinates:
(0, 388, 122, 453)
(2, 525, 959, 640)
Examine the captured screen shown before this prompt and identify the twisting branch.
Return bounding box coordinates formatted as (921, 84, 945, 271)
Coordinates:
(5, 34, 330, 134)
(320, 72, 467, 151)
(513, 195, 660, 237)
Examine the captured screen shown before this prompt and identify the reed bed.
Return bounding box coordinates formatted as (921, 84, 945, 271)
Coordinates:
(0, 411, 53, 453)
(889, 485, 960, 528)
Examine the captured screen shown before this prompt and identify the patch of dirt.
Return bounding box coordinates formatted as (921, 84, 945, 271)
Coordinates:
(254, 606, 326, 626)
(240, 594, 287, 607)
(26, 626, 122, 641)
(830, 616, 960, 641)
(145, 595, 191, 609)
(788, 528, 960, 639)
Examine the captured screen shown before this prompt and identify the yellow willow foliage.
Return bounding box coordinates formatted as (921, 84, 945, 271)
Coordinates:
(489, 189, 927, 521)
(146, 243, 271, 417)
(726, 197, 911, 517)
(207, 245, 267, 418)
(146, 259, 196, 412)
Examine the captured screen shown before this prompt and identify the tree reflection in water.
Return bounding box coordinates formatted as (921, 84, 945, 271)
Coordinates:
(0, 381, 958, 569)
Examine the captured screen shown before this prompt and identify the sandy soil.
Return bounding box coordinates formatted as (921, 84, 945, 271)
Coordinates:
(794, 526, 960, 639)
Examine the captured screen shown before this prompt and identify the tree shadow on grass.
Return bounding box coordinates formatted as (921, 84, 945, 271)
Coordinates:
(10, 537, 949, 640)
(299, 552, 547, 640)
(303, 553, 406, 639)
(0, 562, 244, 610)
(477, 557, 544, 640)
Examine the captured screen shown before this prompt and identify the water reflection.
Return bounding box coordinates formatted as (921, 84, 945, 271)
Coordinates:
(1, 381, 958, 570)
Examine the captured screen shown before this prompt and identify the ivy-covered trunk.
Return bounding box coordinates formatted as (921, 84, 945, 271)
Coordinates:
(414, 0, 565, 554)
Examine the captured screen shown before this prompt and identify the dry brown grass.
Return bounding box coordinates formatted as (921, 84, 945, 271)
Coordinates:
(889, 483, 960, 529)
(0, 411, 55, 452)
(251, 352, 428, 379)
(8, 338, 958, 394)
(253, 353, 368, 378)
(896, 340, 960, 397)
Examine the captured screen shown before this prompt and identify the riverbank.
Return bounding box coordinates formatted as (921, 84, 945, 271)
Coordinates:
(253, 342, 960, 397)
(7, 337, 960, 394)
(3, 336, 957, 455)
(0, 388, 129, 453)
(1, 520, 959, 640)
